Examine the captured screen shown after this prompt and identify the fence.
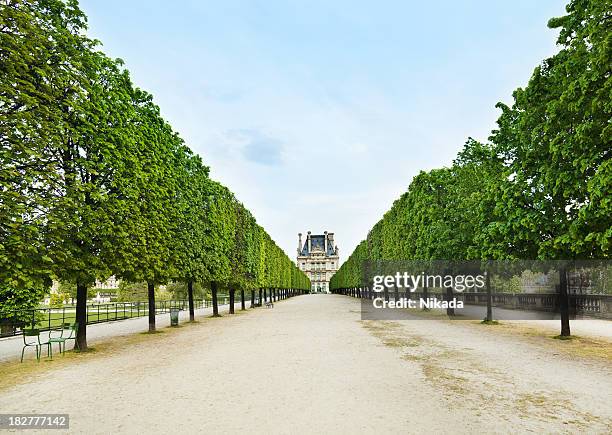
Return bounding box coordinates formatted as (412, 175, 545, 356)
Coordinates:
(353, 289, 612, 320)
(0, 298, 231, 338)
(458, 292, 612, 319)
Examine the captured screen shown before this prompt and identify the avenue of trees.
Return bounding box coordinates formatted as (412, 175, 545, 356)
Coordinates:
(330, 0, 610, 335)
(0, 0, 309, 348)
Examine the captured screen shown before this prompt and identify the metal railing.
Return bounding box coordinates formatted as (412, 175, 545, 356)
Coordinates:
(0, 297, 236, 338)
(344, 289, 612, 320)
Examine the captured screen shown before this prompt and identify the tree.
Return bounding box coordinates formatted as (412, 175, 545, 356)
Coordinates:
(1, 0, 309, 338)
(487, 0, 610, 260)
(0, 0, 87, 337)
(332, 0, 609, 336)
(203, 182, 235, 317)
(43, 49, 145, 349)
(172, 151, 210, 321)
(0, 1, 148, 350)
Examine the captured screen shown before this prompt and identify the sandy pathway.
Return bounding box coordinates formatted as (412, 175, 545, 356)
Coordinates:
(1, 294, 610, 434)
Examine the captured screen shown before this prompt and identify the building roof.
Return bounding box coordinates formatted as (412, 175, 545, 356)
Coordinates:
(299, 235, 337, 257)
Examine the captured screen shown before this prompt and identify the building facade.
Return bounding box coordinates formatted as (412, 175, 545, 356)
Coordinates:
(297, 231, 339, 293)
(46, 276, 121, 305)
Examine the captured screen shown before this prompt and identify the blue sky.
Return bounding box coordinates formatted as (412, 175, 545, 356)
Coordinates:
(79, 0, 567, 263)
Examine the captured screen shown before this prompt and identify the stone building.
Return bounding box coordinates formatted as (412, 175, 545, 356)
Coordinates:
(46, 276, 121, 305)
(297, 231, 339, 293)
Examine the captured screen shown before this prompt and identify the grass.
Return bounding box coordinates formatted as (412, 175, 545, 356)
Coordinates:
(480, 319, 500, 325)
(13, 306, 197, 334)
(36, 310, 144, 329)
(421, 362, 469, 395)
(139, 329, 166, 335)
(481, 322, 612, 361)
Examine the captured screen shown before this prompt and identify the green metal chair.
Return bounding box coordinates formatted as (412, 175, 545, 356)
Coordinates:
(21, 329, 50, 362)
(48, 322, 79, 356)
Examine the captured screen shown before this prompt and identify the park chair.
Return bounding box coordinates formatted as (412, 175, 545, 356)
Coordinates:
(48, 322, 79, 356)
(21, 329, 50, 363)
(265, 301, 274, 308)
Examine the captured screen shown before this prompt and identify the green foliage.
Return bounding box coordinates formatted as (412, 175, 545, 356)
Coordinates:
(484, 0, 611, 259)
(332, 0, 609, 291)
(0, 284, 45, 327)
(116, 281, 148, 302)
(0, 0, 83, 321)
(49, 292, 68, 308)
(165, 281, 210, 300)
(0, 0, 309, 328)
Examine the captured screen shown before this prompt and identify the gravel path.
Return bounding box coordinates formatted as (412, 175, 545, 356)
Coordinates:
(1, 294, 610, 434)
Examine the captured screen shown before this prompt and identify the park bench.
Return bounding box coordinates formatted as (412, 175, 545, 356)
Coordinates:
(48, 322, 79, 357)
(265, 301, 274, 308)
(21, 329, 50, 363)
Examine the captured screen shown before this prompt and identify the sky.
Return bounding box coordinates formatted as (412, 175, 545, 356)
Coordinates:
(79, 0, 567, 265)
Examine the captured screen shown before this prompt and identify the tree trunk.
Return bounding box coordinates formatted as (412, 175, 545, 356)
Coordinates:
(422, 282, 429, 310)
(485, 270, 493, 322)
(188, 280, 195, 322)
(251, 289, 255, 308)
(241, 289, 246, 310)
(75, 282, 88, 350)
(446, 286, 455, 316)
(258, 289, 262, 306)
(394, 284, 399, 302)
(148, 282, 156, 332)
(229, 288, 235, 314)
(559, 267, 571, 337)
(211, 281, 220, 317)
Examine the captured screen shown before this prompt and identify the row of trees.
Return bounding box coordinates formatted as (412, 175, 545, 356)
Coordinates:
(0, 0, 309, 348)
(330, 0, 610, 334)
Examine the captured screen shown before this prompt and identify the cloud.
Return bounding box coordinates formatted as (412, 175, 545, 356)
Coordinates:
(223, 128, 284, 166)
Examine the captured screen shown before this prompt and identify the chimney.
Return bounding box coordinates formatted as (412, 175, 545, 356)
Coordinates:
(328, 233, 335, 255)
(307, 231, 312, 253)
(298, 233, 302, 252)
(324, 231, 328, 254)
